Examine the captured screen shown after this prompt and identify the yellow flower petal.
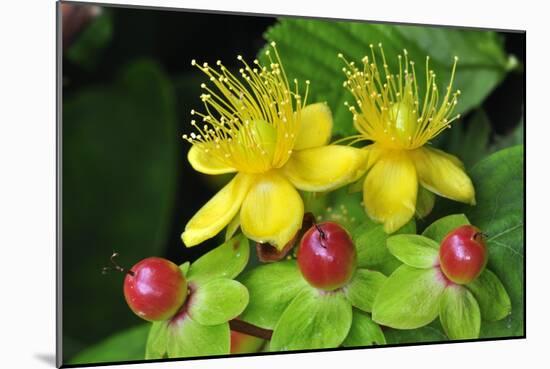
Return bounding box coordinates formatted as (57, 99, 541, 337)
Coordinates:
(188, 144, 237, 175)
(363, 152, 418, 233)
(364, 143, 385, 171)
(282, 145, 367, 192)
(240, 172, 304, 250)
(293, 103, 333, 151)
(348, 144, 384, 193)
(411, 147, 476, 205)
(182, 173, 253, 246)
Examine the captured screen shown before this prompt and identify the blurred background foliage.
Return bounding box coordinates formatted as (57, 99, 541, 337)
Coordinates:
(61, 2, 524, 365)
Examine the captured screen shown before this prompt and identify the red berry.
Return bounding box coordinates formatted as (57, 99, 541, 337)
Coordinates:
(439, 225, 488, 284)
(123, 257, 188, 321)
(297, 222, 357, 291)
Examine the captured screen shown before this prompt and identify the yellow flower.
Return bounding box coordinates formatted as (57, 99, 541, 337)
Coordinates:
(339, 44, 476, 233)
(181, 42, 367, 250)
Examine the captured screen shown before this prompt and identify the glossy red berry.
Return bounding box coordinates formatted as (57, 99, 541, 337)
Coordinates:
(297, 221, 357, 291)
(123, 257, 188, 321)
(439, 225, 488, 284)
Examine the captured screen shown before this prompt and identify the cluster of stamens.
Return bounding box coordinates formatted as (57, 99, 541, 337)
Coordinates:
(338, 43, 461, 150)
(182, 42, 309, 173)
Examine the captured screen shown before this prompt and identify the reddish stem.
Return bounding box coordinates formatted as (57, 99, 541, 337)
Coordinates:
(229, 319, 273, 341)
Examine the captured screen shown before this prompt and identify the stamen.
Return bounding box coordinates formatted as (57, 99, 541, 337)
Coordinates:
(339, 46, 461, 149)
(184, 43, 304, 173)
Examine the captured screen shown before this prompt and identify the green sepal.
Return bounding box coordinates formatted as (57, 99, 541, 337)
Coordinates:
(225, 214, 240, 241)
(386, 234, 439, 268)
(466, 269, 511, 321)
(188, 278, 249, 326)
(238, 260, 308, 329)
(343, 268, 387, 312)
(343, 309, 386, 347)
(372, 265, 446, 329)
(145, 321, 168, 360)
(416, 186, 436, 218)
(270, 287, 352, 351)
(421, 214, 470, 243)
(166, 316, 230, 358)
(187, 234, 249, 283)
(439, 285, 481, 339)
(353, 218, 416, 275)
(179, 261, 190, 277)
(348, 175, 365, 194)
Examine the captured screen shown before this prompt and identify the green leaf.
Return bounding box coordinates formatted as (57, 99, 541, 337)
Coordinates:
(63, 60, 178, 347)
(263, 19, 511, 136)
(490, 118, 524, 153)
(145, 322, 168, 360)
(444, 109, 492, 168)
(271, 288, 353, 351)
(69, 325, 149, 364)
(386, 234, 440, 268)
(238, 260, 308, 329)
(343, 269, 387, 313)
(466, 269, 511, 321)
(421, 214, 470, 243)
(384, 322, 447, 344)
(461, 145, 524, 337)
(439, 285, 481, 340)
(306, 188, 367, 232)
(343, 309, 386, 347)
(187, 234, 249, 283)
(66, 10, 113, 70)
(372, 265, 446, 329)
(179, 261, 190, 276)
(166, 317, 229, 358)
(353, 218, 416, 275)
(189, 278, 249, 326)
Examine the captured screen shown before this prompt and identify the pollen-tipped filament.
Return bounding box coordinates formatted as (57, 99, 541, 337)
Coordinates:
(339, 44, 461, 150)
(182, 42, 309, 173)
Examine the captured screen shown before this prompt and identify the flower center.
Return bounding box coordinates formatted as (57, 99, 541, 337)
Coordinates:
(234, 119, 278, 165)
(388, 99, 418, 147)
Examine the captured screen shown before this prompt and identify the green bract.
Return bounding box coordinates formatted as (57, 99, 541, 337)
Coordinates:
(372, 213, 511, 340)
(373, 265, 447, 329)
(145, 235, 250, 359)
(342, 310, 386, 347)
(386, 235, 439, 268)
(466, 269, 511, 321)
(238, 260, 308, 330)
(439, 285, 481, 339)
(239, 230, 390, 350)
(343, 269, 386, 312)
(353, 218, 416, 275)
(270, 288, 352, 351)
